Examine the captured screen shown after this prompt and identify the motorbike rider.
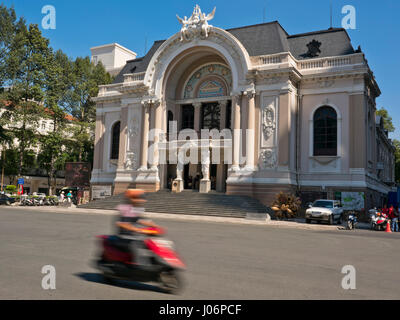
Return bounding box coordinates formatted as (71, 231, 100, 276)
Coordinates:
(381, 204, 389, 217)
(115, 189, 161, 265)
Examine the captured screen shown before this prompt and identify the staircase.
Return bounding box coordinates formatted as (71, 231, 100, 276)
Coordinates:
(79, 190, 269, 218)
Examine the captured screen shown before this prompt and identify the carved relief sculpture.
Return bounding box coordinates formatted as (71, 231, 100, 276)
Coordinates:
(260, 149, 277, 169)
(125, 152, 138, 170)
(262, 104, 276, 141)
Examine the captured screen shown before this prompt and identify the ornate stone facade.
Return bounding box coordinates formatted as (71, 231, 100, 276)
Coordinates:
(91, 5, 395, 208)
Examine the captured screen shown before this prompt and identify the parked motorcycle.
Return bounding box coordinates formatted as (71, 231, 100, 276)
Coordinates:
(369, 208, 389, 231)
(94, 226, 185, 294)
(21, 198, 34, 206)
(32, 197, 44, 206)
(346, 211, 358, 230)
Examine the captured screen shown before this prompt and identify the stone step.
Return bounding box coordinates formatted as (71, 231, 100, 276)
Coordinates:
(79, 190, 268, 218)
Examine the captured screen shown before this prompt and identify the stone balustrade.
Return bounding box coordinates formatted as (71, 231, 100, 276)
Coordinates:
(253, 52, 366, 71)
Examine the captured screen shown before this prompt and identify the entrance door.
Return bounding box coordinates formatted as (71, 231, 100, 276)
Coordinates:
(210, 164, 217, 190)
(184, 164, 191, 189)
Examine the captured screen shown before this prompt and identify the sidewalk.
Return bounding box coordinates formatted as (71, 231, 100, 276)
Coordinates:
(5, 205, 355, 231)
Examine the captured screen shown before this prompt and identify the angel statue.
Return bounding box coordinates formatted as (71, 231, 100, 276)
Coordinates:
(199, 7, 216, 38)
(176, 5, 216, 41)
(176, 15, 191, 42)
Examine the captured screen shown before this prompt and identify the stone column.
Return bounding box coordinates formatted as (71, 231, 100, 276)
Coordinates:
(93, 113, 105, 171)
(150, 100, 162, 173)
(117, 105, 129, 170)
(219, 100, 228, 130)
(200, 148, 211, 193)
(245, 91, 256, 171)
(193, 102, 202, 135)
(231, 94, 241, 171)
(139, 102, 150, 171)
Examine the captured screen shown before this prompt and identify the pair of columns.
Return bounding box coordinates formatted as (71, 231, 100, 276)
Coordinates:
(138, 99, 162, 172)
(231, 90, 256, 171)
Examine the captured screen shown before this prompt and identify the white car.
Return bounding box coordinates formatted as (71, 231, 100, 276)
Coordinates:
(305, 199, 344, 225)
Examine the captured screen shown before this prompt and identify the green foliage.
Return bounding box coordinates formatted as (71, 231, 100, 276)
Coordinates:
(376, 107, 395, 133)
(0, 4, 21, 86)
(392, 139, 400, 183)
(5, 184, 16, 193)
(0, 4, 112, 192)
(64, 57, 111, 162)
(2, 20, 51, 176)
(1, 148, 18, 179)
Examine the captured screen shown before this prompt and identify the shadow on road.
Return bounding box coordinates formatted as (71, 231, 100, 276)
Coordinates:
(75, 272, 167, 294)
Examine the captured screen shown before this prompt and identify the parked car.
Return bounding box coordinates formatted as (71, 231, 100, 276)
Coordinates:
(305, 199, 344, 225)
(0, 194, 16, 206)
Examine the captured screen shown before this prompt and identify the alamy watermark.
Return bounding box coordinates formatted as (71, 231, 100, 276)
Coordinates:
(144, 122, 253, 167)
(41, 5, 56, 30)
(341, 5, 356, 30)
(41, 265, 56, 290)
(341, 265, 356, 290)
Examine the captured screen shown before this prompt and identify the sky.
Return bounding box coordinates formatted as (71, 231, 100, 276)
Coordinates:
(2, 0, 399, 139)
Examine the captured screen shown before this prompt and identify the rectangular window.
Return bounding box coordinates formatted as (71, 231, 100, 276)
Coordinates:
(181, 105, 194, 130)
(201, 102, 220, 130)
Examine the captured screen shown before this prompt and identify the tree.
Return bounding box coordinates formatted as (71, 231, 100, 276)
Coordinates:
(65, 57, 112, 163)
(38, 49, 74, 195)
(0, 4, 20, 87)
(0, 5, 19, 146)
(376, 107, 395, 133)
(2, 22, 51, 177)
(392, 139, 400, 183)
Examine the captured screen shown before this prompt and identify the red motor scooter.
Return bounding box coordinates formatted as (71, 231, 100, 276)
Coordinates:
(94, 226, 185, 293)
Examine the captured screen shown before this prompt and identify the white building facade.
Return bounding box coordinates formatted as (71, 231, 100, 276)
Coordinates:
(90, 6, 395, 209)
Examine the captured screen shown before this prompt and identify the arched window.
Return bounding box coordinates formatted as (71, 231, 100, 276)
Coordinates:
(110, 121, 120, 160)
(313, 106, 337, 156)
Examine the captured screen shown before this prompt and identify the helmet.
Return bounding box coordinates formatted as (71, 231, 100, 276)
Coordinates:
(125, 189, 147, 206)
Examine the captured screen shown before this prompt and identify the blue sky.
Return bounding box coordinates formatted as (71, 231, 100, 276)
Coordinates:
(2, 0, 399, 139)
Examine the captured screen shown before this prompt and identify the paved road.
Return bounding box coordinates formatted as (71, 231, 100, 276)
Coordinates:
(0, 207, 399, 299)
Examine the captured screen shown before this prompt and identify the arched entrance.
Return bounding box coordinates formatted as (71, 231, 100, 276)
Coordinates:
(160, 51, 233, 193)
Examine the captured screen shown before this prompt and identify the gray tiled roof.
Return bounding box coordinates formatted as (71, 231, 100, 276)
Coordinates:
(113, 40, 165, 84)
(287, 28, 355, 60)
(113, 22, 355, 84)
(226, 21, 290, 56)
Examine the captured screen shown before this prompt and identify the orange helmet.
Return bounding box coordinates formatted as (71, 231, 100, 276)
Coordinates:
(125, 189, 146, 206)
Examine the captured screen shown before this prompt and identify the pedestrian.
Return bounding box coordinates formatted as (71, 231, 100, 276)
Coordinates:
(60, 191, 65, 203)
(391, 206, 399, 232)
(382, 204, 389, 216)
(67, 191, 72, 203)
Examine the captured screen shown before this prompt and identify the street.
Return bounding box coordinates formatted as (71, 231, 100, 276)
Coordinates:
(0, 207, 399, 300)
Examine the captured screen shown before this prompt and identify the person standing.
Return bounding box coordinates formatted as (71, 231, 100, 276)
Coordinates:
(67, 191, 72, 203)
(391, 206, 399, 232)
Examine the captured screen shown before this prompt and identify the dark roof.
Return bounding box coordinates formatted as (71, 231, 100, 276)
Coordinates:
(287, 28, 354, 60)
(226, 21, 290, 56)
(113, 40, 165, 84)
(113, 22, 355, 84)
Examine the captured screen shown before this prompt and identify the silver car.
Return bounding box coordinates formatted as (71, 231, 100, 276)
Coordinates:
(305, 199, 344, 225)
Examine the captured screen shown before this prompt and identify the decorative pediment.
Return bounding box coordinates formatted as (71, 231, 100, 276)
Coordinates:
(183, 64, 231, 99)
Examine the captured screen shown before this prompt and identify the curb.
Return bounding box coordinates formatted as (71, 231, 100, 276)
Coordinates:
(5, 206, 343, 231)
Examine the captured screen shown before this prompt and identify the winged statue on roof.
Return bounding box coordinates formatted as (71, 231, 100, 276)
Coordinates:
(177, 5, 216, 41)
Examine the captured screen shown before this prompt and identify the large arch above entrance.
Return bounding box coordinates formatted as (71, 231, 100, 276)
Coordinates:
(144, 27, 252, 99)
